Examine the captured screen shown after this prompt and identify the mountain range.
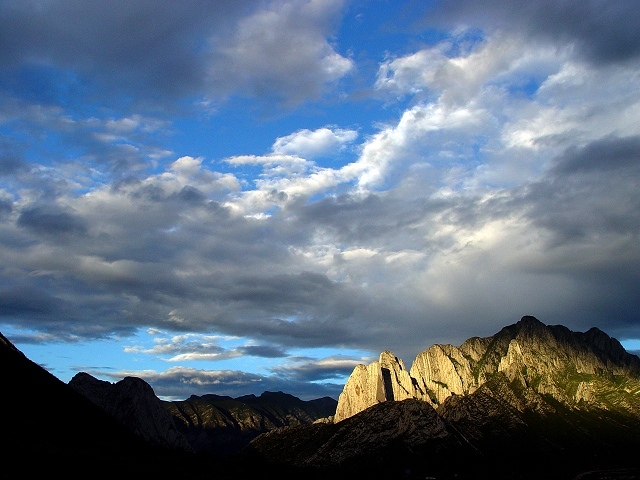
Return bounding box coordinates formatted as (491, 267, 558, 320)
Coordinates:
(2, 316, 640, 479)
(68, 371, 336, 456)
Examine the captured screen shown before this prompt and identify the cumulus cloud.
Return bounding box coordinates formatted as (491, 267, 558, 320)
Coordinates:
(272, 127, 358, 158)
(206, 0, 353, 105)
(375, 33, 530, 106)
(0, 0, 351, 107)
(424, 0, 640, 65)
(1, 0, 639, 401)
(223, 129, 360, 215)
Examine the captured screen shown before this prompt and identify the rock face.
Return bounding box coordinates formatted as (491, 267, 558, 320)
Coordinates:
(410, 343, 477, 404)
(334, 350, 415, 422)
(247, 317, 640, 479)
(335, 315, 640, 421)
(251, 398, 462, 474)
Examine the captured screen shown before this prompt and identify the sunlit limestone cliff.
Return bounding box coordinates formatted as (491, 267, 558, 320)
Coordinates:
(334, 350, 416, 422)
(335, 316, 640, 422)
(248, 316, 640, 479)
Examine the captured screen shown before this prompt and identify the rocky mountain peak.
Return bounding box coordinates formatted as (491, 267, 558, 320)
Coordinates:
(334, 316, 640, 421)
(582, 326, 631, 363)
(69, 372, 193, 452)
(518, 314, 544, 325)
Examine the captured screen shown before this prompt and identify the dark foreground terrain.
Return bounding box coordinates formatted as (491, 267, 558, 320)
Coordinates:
(2, 317, 640, 479)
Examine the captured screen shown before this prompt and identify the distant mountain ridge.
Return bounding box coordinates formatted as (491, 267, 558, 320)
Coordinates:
(165, 390, 335, 454)
(68, 372, 194, 452)
(0, 329, 331, 478)
(69, 370, 336, 456)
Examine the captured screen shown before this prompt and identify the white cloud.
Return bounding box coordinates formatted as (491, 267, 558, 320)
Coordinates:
(373, 33, 640, 191)
(223, 94, 490, 214)
(207, 0, 353, 105)
(346, 101, 488, 191)
(272, 127, 358, 158)
(149, 156, 240, 196)
(375, 33, 527, 106)
(226, 154, 310, 169)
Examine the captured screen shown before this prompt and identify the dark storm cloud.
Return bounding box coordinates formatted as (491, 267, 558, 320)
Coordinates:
(173, 185, 208, 204)
(0, 0, 249, 98)
(552, 135, 640, 174)
(525, 135, 640, 243)
(237, 345, 288, 358)
(225, 271, 336, 306)
(0, 199, 11, 218)
(0, 1, 351, 108)
(0, 275, 143, 340)
(492, 136, 640, 339)
(298, 191, 450, 248)
(426, 0, 640, 64)
(0, 285, 64, 318)
(0, 167, 363, 348)
(211, 307, 360, 350)
(0, 135, 31, 177)
(17, 204, 88, 236)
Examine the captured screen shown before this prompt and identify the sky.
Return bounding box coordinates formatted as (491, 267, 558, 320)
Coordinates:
(1, 0, 639, 402)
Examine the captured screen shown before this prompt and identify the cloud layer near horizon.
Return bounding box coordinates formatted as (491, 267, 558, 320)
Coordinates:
(1, 0, 639, 400)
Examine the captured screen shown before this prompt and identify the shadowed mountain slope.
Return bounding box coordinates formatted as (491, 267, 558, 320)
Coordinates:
(0, 331, 315, 479)
(165, 390, 336, 455)
(0, 331, 195, 476)
(69, 371, 336, 456)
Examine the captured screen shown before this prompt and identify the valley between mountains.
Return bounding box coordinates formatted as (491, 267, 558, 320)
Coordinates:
(3, 316, 640, 479)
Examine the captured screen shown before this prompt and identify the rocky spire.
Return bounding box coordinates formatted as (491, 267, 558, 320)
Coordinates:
(334, 350, 416, 422)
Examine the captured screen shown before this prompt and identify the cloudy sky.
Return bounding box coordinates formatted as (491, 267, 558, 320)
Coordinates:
(1, 0, 639, 401)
